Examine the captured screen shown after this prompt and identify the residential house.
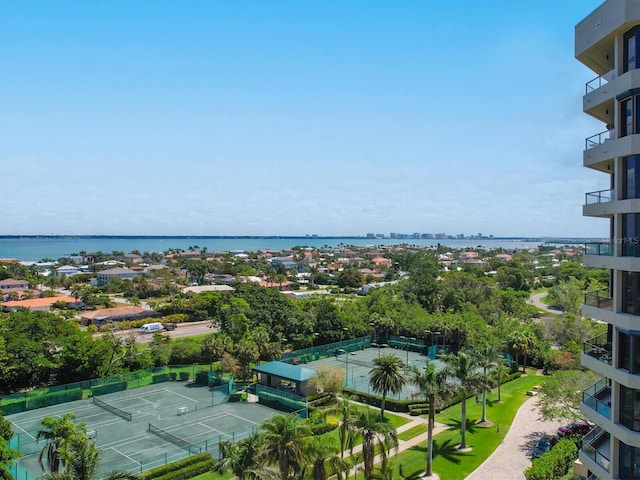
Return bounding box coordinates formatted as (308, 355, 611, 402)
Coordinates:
(1, 296, 82, 312)
(96, 267, 142, 286)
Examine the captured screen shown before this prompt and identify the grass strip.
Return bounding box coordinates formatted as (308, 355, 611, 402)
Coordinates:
(398, 424, 428, 441)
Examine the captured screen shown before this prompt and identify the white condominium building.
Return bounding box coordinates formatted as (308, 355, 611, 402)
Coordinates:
(577, 1, 640, 478)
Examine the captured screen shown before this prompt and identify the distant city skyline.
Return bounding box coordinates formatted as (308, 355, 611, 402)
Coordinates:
(1, 1, 605, 237)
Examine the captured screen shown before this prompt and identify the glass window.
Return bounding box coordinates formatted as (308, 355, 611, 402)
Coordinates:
(626, 156, 638, 199)
(623, 214, 640, 256)
(620, 331, 631, 370)
(620, 385, 640, 431)
(622, 98, 634, 137)
(625, 26, 640, 73)
(620, 441, 640, 479)
(623, 272, 640, 315)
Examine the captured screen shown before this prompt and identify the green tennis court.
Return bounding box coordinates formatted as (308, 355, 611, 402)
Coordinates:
(8, 381, 278, 478)
(306, 346, 443, 401)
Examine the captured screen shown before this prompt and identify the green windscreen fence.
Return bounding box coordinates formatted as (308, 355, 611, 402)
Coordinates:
(280, 336, 372, 364)
(387, 335, 428, 353)
(255, 384, 308, 418)
(0, 364, 222, 415)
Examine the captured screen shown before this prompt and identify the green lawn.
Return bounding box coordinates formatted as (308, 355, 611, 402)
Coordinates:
(530, 287, 548, 294)
(397, 424, 428, 441)
(538, 295, 552, 306)
(190, 472, 230, 480)
(387, 374, 543, 480)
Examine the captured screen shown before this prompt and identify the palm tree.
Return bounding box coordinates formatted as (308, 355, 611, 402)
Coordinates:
(41, 434, 136, 480)
(307, 265, 320, 289)
(476, 344, 502, 424)
(491, 362, 511, 403)
(442, 349, 483, 450)
(408, 364, 452, 477)
(213, 433, 262, 480)
(259, 414, 310, 480)
(333, 395, 356, 459)
(509, 328, 536, 373)
(37, 414, 84, 473)
(353, 409, 398, 480)
(369, 354, 406, 419)
(304, 436, 348, 480)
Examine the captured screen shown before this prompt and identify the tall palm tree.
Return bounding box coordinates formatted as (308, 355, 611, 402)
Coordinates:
(491, 362, 511, 403)
(333, 395, 356, 459)
(442, 349, 482, 450)
(353, 409, 398, 480)
(408, 364, 452, 477)
(369, 354, 406, 419)
(41, 434, 136, 480)
(37, 414, 84, 473)
(259, 414, 310, 480)
(476, 344, 502, 424)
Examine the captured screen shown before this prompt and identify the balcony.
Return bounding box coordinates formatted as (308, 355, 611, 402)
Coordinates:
(585, 130, 613, 150)
(584, 242, 613, 256)
(584, 289, 613, 311)
(583, 333, 612, 366)
(585, 69, 615, 94)
(581, 426, 610, 473)
(585, 188, 613, 205)
(583, 378, 612, 420)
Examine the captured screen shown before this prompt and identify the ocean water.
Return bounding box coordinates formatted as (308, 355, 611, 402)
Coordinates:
(0, 237, 549, 262)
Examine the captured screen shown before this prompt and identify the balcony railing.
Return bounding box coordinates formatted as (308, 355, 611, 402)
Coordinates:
(585, 68, 615, 94)
(582, 426, 610, 472)
(586, 130, 613, 150)
(584, 242, 614, 256)
(585, 188, 614, 205)
(586, 475, 600, 480)
(583, 378, 612, 419)
(583, 333, 612, 365)
(584, 289, 613, 311)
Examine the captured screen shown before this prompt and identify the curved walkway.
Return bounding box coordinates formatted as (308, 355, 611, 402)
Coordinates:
(464, 396, 564, 480)
(527, 292, 562, 315)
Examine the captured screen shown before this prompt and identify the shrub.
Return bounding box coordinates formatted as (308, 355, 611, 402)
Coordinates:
(152, 373, 170, 384)
(524, 439, 577, 480)
(195, 371, 209, 386)
(179, 372, 190, 381)
(140, 453, 213, 480)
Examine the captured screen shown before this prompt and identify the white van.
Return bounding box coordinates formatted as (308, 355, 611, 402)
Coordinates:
(139, 322, 163, 334)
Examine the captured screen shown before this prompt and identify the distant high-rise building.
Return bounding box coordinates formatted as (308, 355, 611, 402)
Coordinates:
(577, 2, 640, 478)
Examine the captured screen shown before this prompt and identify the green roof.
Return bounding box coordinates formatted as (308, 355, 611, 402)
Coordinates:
(253, 361, 317, 382)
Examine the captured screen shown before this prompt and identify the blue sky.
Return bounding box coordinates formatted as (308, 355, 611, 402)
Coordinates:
(0, 1, 607, 237)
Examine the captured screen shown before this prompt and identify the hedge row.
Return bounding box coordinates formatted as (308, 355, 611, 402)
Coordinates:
(1, 387, 84, 415)
(91, 382, 126, 397)
(524, 439, 577, 480)
(140, 453, 213, 480)
(311, 422, 338, 435)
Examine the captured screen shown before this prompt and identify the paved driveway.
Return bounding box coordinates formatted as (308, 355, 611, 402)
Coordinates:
(465, 396, 564, 480)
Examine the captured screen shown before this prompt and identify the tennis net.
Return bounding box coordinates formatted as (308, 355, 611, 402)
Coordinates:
(92, 396, 132, 421)
(335, 356, 376, 369)
(148, 423, 201, 453)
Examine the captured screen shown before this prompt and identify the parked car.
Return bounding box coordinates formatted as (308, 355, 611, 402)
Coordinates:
(558, 421, 592, 437)
(531, 434, 558, 458)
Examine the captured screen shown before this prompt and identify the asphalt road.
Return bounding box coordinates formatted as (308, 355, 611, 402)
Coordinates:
(95, 321, 215, 343)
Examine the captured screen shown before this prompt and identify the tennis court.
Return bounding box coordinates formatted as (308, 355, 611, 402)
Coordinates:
(306, 346, 445, 401)
(8, 381, 278, 478)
